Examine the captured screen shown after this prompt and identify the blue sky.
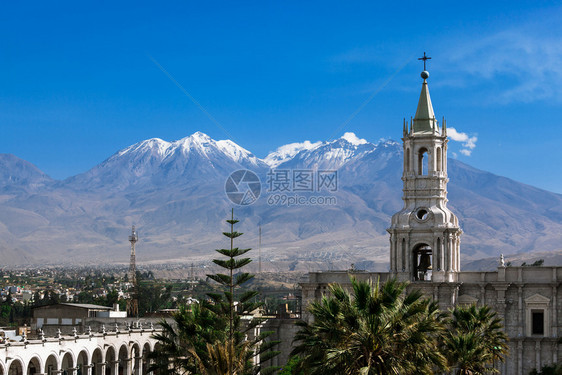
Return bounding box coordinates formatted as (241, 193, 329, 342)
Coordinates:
(1, 1, 562, 193)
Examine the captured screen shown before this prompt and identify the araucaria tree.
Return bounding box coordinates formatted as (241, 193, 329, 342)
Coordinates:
(443, 304, 508, 374)
(205, 209, 279, 375)
(291, 278, 447, 374)
(151, 210, 278, 375)
(208, 209, 254, 360)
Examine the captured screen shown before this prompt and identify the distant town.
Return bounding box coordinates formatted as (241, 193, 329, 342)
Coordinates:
(0, 265, 302, 327)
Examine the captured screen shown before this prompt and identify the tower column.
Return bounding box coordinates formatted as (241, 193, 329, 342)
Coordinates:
(447, 235, 455, 272)
(127, 226, 139, 317)
(552, 284, 557, 337)
(452, 238, 457, 272)
(433, 236, 439, 271)
(390, 237, 395, 272)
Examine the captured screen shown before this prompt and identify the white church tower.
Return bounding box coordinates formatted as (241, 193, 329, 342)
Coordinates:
(388, 54, 462, 283)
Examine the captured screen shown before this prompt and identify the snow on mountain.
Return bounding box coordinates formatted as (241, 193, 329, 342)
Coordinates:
(117, 138, 171, 159)
(2, 130, 562, 268)
(264, 140, 322, 167)
(174, 131, 218, 157)
(215, 139, 262, 166)
(275, 132, 377, 170)
(110, 132, 263, 166)
(65, 132, 267, 191)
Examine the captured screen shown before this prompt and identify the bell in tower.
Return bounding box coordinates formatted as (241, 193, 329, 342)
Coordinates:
(387, 54, 462, 283)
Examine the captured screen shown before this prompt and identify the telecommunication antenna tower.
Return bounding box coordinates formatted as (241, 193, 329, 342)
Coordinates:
(258, 224, 262, 274)
(127, 225, 139, 317)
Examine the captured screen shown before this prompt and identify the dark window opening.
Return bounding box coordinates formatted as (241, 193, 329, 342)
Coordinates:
(418, 148, 428, 175)
(532, 311, 544, 335)
(406, 148, 411, 171)
(413, 244, 432, 281)
(416, 209, 429, 220)
(401, 238, 406, 271)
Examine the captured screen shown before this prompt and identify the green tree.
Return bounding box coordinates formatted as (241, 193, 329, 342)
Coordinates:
(137, 278, 172, 316)
(47, 290, 60, 304)
(151, 210, 279, 375)
(292, 277, 447, 374)
(443, 304, 509, 374)
(188, 339, 255, 375)
(205, 209, 279, 374)
(149, 302, 226, 375)
(278, 356, 304, 375)
(75, 291, 96, 304)
(105, 289, 120, 306)
(0, 304, 11, 325)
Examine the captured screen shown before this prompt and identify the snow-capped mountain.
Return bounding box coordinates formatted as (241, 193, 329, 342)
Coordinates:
(65, 132, 268, 191)
(264, 140, 322, 167)
(272, 132, 378, 170)
(0, 131, 561, 268)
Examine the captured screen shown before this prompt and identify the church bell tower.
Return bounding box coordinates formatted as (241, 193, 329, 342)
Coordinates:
(388, 55, 462, 283)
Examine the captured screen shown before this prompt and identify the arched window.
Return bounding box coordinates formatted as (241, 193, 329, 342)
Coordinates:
(77, 351, 88, 375)
(118, 345, 128, 375)
(142, 343, 151, 375)
(401, 238, 406, 271)
(46, 355, 58, 375)
(436, 147, 442, 172)
(61, 353, 74, 375)
(27, 358, 40, 375)
(92, 349, 103, 375)
(436, 237, 441, 271)
(105, 347, 116, 375)
(413, 243, 432, 281)
(406, 148, 410, 172)
(131, 344, 141, 375)
(9, 360, 23, 375)
(418, 148, 428, 175)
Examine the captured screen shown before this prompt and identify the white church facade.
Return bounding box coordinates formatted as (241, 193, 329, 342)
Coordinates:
(301, 66, 561, 375)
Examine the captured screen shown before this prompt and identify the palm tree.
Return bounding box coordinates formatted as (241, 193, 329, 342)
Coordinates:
(149, 302, 227, 375)
(443, 304, 509, 374)
(291, 277, 447, 374)
(151, 303, 278, 375)
(188, 339, 252, 375)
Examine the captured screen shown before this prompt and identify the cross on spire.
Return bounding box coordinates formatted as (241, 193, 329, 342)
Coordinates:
(418, 52, 431, 71)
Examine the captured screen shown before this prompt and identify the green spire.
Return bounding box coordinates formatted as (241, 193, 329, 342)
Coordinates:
(413, 78, 437, 133)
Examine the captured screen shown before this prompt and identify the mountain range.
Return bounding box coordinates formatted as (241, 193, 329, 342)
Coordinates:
(1, 131, 561, 271)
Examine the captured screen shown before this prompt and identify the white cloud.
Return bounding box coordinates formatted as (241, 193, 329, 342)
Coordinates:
(448, 127, 477, 156)
(447, 127, 468, 142)
(442, 12, 562, 103)
(341, 132, 367, 145)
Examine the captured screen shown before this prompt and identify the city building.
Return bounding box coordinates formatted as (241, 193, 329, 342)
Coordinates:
(30, 303, 166, 337)
(0, 326, 159, 375)
(300, 65, 561, 375)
